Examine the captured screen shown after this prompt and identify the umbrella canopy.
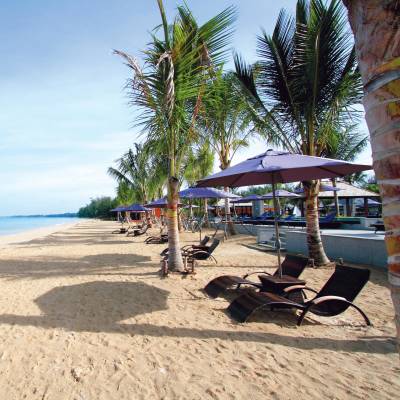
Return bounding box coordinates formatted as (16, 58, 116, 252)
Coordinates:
(262, 189, 300, 199)
(295, 184, 342, 194)
(197, 150, 371, 187)
(110, 206, 128, 212)
(197, 149, 372, 276)
(179, 186, 241, 199)
(124, 203, 150, 212)
(145, 197, 183, 209)
(182, 204, 200, 209)
(231, 194, 264, 203)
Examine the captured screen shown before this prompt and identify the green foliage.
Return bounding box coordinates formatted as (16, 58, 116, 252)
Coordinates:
(345, 172, 380, 194)
(197, 71, 253, 170)
(183, 142, 215, 186)
(235, 0, 362, 157)
(114, 2, 236, 183)
(78, 197, 118, 219)
(108, 142, 166, 204)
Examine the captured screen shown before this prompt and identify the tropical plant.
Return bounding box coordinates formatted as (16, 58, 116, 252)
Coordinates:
(115, 0, 235, 271)
(362, 174, 380, 194)
(115, 181, 136, 205)
(343, 0, 400, 346)
(78, 197, 118, 219)
(197, 71, 253, 233)
(234, 0, 363, 265)
(108, 143, 162, 204)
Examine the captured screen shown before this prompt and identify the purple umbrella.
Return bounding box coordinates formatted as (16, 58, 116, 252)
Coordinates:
(262, 189, 300, 199)
(145, 197, 183, 209)
(179, 187, 240, 199)
(231, 194, 264, 203)
(197, 150, 372, 275)
(110, 206, 129, 212)
(124, 203, 151, 212)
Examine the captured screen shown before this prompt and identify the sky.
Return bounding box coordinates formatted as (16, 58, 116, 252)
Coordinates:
(0, 0, 372, 216)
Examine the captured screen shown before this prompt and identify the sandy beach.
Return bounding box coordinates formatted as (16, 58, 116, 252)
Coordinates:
(0, 219, 398, 399)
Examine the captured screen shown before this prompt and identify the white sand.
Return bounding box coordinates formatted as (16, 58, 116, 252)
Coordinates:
(0, 219, 398, 399)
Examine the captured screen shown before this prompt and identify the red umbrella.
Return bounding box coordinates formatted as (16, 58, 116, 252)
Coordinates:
(197, 150, 372, 275)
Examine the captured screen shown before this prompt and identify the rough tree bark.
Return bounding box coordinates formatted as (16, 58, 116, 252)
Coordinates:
(331, 178, 340, 216)
(167, 175, 184, 271)
(344, 0, 400, 347)
(203, 198, 210, 228)
(304, 180, 330, 266)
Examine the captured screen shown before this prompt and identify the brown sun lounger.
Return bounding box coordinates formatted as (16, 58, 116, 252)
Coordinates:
(160, 235, 211, 257)
(204, 254, 310, 298)
(184, 238, 220, 263)
(145, 234, 168, 244)
(227, 265, 371, 326)
(132, 224, 149, 237)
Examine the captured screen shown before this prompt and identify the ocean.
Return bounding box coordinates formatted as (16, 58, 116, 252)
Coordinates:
(0, 216, 80, 236)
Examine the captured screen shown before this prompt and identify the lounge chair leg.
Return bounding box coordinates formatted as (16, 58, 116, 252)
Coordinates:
(349, 303, 372, 326)
(297, 301, 371, 326)
(296, 308, 309, 326)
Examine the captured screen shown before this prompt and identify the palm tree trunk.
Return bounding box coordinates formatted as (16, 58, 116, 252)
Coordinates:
(344, 0, 400, 347)
(224, 188, 236, 235)
(167, 174, 184, 272)
(304, 180, 330, 266)
(331, 178, 340, 216)
(203, 198, 210, 228)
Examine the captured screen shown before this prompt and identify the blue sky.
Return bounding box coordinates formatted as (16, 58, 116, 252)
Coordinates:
(0, 0, 371, 215)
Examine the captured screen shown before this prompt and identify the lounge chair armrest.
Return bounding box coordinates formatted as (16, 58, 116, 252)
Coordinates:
(243, 271, 272, 279)
(283, 286, 319, 295)
(308, 295, 347, 305)
(186, 250, 209, 258)
(160, 248, 169, 256)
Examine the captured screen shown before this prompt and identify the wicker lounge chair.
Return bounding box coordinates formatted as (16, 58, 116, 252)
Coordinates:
(227, 264, 371, 326)
(204, 254, 310, 298)
(173, 238, 220, 273)
(145, 234, 168, 244)
(112, 226, 128, 234)
(132, 224, 149, 237)
(160, 235, 211, 257)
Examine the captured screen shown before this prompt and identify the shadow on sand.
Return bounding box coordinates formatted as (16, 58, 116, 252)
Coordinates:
(0, 280, 395, 355)
(0, 253, 158, 280)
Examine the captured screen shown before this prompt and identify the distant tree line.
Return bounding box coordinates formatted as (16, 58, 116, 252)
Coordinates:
(78, 197, 118, 219)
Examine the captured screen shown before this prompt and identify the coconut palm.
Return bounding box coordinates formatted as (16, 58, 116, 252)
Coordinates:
(234, 0, 363, 265)
(115, 1, 235, 271)
(197, 71, 253, 234)
(343, 0, 400, 345)
(108, 143, 160, 205)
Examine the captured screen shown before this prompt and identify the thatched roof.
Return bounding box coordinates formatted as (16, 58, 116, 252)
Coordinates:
(317, 180, 380, 198)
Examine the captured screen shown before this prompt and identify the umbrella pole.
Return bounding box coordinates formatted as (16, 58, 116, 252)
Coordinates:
(272, 177, 282, 277)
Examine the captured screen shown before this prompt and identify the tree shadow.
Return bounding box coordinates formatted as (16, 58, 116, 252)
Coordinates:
(0, 281, 394, 354)
(0, 253, 156, 280)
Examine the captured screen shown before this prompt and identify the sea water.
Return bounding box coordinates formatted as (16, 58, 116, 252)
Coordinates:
(0, 216, 79, 236)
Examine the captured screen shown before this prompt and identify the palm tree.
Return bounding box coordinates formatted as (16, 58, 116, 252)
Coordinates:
(197, 71, 253, 234)
(115, 181, 136, 205)
(108, 143, 159, 205)
(115, 1, 235, 271)
(234, 0, 363, 265)
(343, 0, 400, 346)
